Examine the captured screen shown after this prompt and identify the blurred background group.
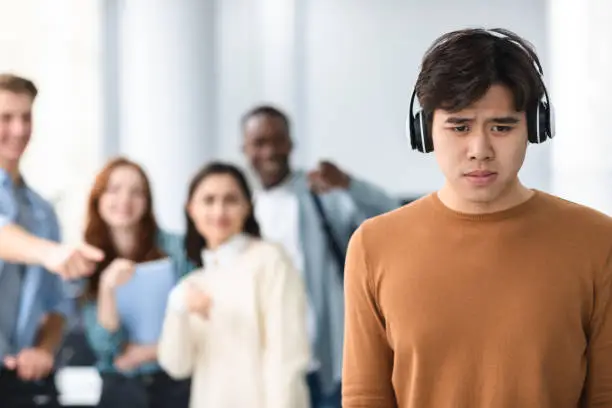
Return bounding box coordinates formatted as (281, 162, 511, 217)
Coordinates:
(0, 0, 607, 407)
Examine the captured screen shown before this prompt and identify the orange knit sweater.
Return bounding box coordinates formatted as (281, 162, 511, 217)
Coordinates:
(343, 191, 612, 408)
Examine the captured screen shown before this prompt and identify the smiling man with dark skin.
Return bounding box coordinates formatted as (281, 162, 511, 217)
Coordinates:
(242, 106, 399, 408)
(342, 28, 612, 408)
(242, 110, 350, 193)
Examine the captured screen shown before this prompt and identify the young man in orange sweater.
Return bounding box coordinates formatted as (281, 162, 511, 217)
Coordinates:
(342, 28, 612, 408)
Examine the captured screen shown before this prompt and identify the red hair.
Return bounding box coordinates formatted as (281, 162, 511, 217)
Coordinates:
(83, 157, 165, 299)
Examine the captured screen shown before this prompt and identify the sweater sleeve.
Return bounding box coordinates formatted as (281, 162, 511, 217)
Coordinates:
(342, 225, 397, 408)
(157, 280, 200, 379)
(81, 301, 126, 364)
(583, 248, 612, 407)
(260, 246, 311, 408)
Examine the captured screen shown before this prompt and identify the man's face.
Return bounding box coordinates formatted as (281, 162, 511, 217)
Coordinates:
(242, 115, 292, 188)
(432, 84, 528, 207)
(0, 91, 33, 165)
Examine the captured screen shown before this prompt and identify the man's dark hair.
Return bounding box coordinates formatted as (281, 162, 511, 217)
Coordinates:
(415, 28, 545, 115)
(241, 105, 291, 133)
(0, 73, 38, 99)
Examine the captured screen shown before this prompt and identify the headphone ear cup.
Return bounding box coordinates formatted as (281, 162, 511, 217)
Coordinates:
(532, 101, 551, 144)
(407, 114, 418, 151)
(527, 101, 553, 144)
(539, 101, 553, 140)
(414, 110, 434, 153)
(526, 104, 539, 144)
(413, 111, 424, 152)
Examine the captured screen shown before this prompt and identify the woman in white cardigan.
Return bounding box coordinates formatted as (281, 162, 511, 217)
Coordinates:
(157, 162, 311, 408)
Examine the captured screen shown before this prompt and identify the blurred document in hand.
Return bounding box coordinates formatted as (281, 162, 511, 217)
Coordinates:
(115, 258, 176, 344)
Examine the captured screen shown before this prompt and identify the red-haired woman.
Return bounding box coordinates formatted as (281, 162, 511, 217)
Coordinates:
(80, 157, 193, 408)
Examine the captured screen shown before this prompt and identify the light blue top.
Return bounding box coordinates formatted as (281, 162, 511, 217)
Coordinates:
(0, 170, 73, 356)
(82, 229, 195, 376)
(278, 171, 400, 394)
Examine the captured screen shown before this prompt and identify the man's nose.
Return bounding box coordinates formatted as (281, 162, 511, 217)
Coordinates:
(260, 143, 278, 159)
(467, 129, 494, 161)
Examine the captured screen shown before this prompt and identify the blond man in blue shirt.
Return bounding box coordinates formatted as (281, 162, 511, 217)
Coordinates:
(0, 74, 103, 407)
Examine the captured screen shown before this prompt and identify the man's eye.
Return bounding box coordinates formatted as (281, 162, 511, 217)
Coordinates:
(492, 125, 512, 132)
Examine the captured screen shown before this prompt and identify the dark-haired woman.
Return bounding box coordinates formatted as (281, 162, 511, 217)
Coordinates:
(157, 162, 311, 408)
(80, 157, 193, 408)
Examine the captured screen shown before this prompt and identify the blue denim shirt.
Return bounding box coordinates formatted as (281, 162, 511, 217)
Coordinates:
(0, 170, 73, 353)
(82, 229, 195, 375)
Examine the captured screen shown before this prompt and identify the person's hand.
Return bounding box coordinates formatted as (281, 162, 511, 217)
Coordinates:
(307, 161, 351, 193)
(185, 284, 213, 319)
(3, 348, 54, 381)
(114, 344, 156, 372)
(100, 259, 136, 291)
(42, 242, 104, 280)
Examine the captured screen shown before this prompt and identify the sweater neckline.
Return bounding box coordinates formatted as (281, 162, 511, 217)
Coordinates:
(429, 189, 542, 222)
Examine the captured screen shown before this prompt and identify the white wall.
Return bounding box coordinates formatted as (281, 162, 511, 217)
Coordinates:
(0, 0, 551, 241)
(116, 0, 217, 232)
(0, 0, 103, 244)
(304, 0, 550, 196)
(548, 0, 612, 215)
(216, 0, 550, 198)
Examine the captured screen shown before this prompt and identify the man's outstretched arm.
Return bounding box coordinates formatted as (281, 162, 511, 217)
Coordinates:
(0, 222, 104, 279)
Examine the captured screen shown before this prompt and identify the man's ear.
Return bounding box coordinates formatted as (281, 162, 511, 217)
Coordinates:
(287, 137, 294, 153)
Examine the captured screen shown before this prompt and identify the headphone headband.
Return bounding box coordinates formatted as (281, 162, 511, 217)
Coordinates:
(484, 29, 544, 76)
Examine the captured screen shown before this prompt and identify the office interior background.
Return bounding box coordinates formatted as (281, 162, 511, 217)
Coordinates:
(0, 0, 605, 244)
